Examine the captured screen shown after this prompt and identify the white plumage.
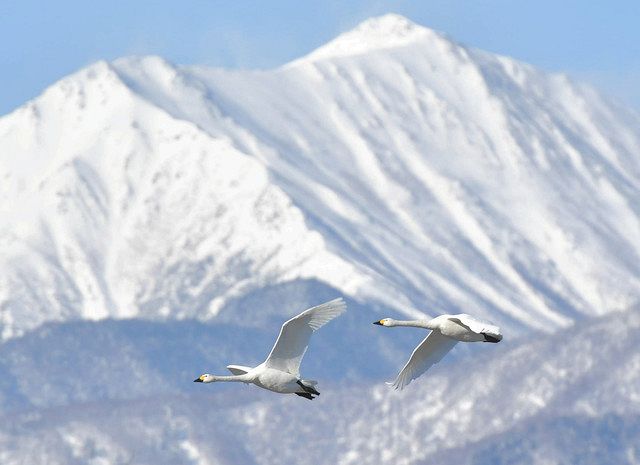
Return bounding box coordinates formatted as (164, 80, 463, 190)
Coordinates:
(194, 298, 346, 399)
(265, 299, 347, 376)
(374, 313, 502, 390)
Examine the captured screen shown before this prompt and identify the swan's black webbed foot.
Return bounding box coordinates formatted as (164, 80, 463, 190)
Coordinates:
(295, 392, 315, 400)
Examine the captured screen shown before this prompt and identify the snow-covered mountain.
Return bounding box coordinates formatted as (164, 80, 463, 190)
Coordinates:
(1, 12, 640, 465)
(2, 307, 639, 465)
(2, 14, 640, 342)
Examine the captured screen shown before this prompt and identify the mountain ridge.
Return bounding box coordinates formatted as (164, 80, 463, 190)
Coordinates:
(1, 15, 640, 464)
(1, 15, 640, 341)
(1, 307, 638, 465)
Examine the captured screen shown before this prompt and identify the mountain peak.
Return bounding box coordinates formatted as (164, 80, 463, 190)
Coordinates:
(352, 13, 422, 36)
(299, 13, 437, 62)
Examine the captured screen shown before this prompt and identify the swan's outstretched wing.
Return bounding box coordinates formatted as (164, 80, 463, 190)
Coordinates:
(264, 298, 346, 376)
(390, 331, 457, 390)
(450, 314, 502, 339)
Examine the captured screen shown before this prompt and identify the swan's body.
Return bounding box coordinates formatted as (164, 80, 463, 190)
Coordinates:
(195, 298, 346, 399)
(198, 366, 306, 394)
(374, 313, 502, 390)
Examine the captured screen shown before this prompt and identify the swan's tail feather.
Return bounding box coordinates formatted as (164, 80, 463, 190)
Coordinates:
(297, 379, 320, 396)
(482, 333, 502, 343)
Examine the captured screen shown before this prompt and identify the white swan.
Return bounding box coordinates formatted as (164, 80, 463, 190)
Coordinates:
(374, 314, 502, 390)
(194, 298, 346, 399)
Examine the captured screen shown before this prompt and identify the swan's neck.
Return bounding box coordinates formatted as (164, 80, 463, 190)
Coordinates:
(391, 319, 436, 329)
(208, 373, 253, 383)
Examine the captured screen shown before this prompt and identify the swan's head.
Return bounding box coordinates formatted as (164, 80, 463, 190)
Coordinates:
(194, 373, 214, 383)
(373, 318, 394, 327)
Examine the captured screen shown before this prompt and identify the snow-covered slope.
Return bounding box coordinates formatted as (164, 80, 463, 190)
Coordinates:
(2, 308, 639, 465)
(0, 63, 365, 339)
(1, 12, 639, 465)
(1, 15, 640, 340)
(4, 22, 640, 340)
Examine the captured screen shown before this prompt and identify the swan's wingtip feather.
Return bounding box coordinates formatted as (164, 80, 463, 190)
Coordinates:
(385, 380, 404, 390)
(315, 297, 347, 312)
(331, 297, 347, 311)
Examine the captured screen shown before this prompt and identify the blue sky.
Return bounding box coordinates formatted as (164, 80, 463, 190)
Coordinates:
(1, 0, 638, 115)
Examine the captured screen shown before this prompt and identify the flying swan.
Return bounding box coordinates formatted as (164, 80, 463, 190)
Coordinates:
(194, 298, 346, 399)
(374, 314, 502, 390)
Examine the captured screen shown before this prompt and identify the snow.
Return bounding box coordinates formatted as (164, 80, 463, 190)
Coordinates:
(2, 309, 639, 465)
(0, 14, 640, 462)
(298, 14, 440, 62)
(1, 17, 640, 340)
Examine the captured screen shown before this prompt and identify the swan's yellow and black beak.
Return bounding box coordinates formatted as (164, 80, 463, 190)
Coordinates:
(373, 320, 383, 325)
(194, 375, 204, 382)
